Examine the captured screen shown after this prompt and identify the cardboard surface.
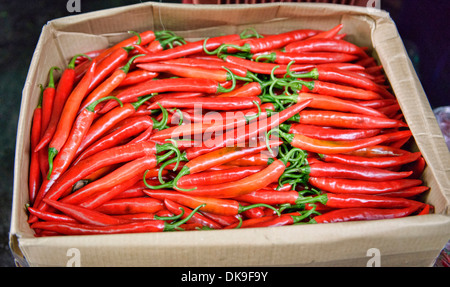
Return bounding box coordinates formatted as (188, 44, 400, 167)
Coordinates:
(10, 3, 450, 267)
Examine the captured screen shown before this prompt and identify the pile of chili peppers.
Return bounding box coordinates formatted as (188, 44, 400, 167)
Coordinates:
(27, 25, 432, 237)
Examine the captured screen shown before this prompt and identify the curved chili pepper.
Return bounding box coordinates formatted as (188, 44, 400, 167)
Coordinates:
(94, 197, 164, 215)
(308, 24, 343, 40)
(47, 60, 97, 174)
(254, 51, 359, 65)
(99, 76, 237, 113)
(290, 67, 394, 99)
(46, 96, 122, 181)
(224, 214, 280, 229)
(30, 204, 206, 235)
(221, 55, 315, 75)
(271, 128, 391, 155)
(79, 54, 145, 112)
(38, 67, 59, 177)
(73, 115, 154, 165)
(308, 177, 423, 195)
(27, 206, 78, 223)
(35, 55, 88, 152)
(293, 79, 384, 100)
(284, 38, 367, 57)
(244, 210, 318, 228)
(174, 159, 288, 198)
(134, 34, 241, 64)
(43, 198, 130, 226)
(345, 145, 410, 158)
(200, 211, 240, 227)
(156, 140, 282, 191)
(212, 29, 319, 55)
(224, 153, 275, 167)
(267, 92, 387, 118)
(296, 110, 407, 129)
(147, 96, 260, 111)
(29, 91, 43, 204)
(60, 155, 165, 205)
(136, 62, 253, 83)
(185, 99, 312, 160)
(300, 162, 413, 181)
(283, 123, 381, 141)
(117, 69, 159, 87)
(321, 152, 422, 168)
(310, 205, 422, 224)
(31, 141, 179, 220)
(160, 57, 250, 78)
(143, 190, 280, 217)
(377, 186, 430, 198)
(74, 30, 158, 80)
(76, 95, 154, 156)
(163, 199, 222, 229)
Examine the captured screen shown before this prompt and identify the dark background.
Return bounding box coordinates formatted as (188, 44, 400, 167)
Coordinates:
(0, 0, 448, 267)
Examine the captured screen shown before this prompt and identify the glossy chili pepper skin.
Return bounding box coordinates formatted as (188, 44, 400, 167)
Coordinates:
(47, 60, 97, 169)
(222, 55, 314, 75)
(284, 38, 367, 57)
(43, 198, 130, 226)
(148, 96, 261, 111)
(94, 197, 164, 215)
(254, 51, 359, 65)
(118, 69, 159, 87)
(321, 152, 422, 168)
(308, 177, 423, 195)
(99, 77, 235, 113)
(27, 206, 78, 223)
(176, 159, 286, 198)
(311, 205, 422, 224)
(29, 93, 43, 204)
(61, 156, 159, 205)
(161, 58, 249, 78)
(286, 123, 381, 141)
(304, 162, 413, 181)
(134, 34, 241, 64)
(299, 80, 384, 101)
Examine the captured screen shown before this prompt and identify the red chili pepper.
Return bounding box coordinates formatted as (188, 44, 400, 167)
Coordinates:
(272, 128, 391, 155)
(29, 90, 43, 204)
(271, 92, 387, 118)
(160, 57, 250, 78)
(308, 24, 343, 40)
(345, 145, 410, 157)
(200, 212, 240, 227)
(94, 197, 164, 215)
(117, 69, 159, 87)
(46, 96, 122, 181)
(301, 162, 413, 181)
(73, 115, 154, 165)
(321, 152, 422, 168)
(137, 62, 252, 82)
(254, 51, 359, 65)
(74, 30, 157, 79)
(296, 110, 407, 129)
(134, 34, 241, 64)
(295, 79, 384, 100)
(79, 54, 145, 112)
(221, 55, 314, 75)
(31, 141, 178, 218)
(244, 210, 317, 228)
(224, 215, 280, 229)
(310, 205, 422, 224)
(186, 99, 312, 159)
(99, 77, 237, 113)
(30, 204, 205, 235)
(224, 153, 275, 167)
(60, 156, 161, 205)
(35, 55, 86, 152)
(162, 140, 282, 191)
(283, 123, 381, 141)
(46, 60, 97, 174)
(376, 186, 430, 198)
(43, 198, 130, 226)
(291, 67, 394, 99)
(175, 159, 288, 198)
(147, 96, 261, 111)
(308, 177, 423, 195)
(27, 206, 78, 223)
(284, 38, 367, 57)
(76, 95, 154, 156)
(215, 29, 319, 54)
(176, 166, 265, 187)
(144, 190, 279, 217)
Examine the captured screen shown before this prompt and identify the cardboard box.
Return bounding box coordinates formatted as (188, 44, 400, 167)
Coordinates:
(10, 2, 450, 267)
